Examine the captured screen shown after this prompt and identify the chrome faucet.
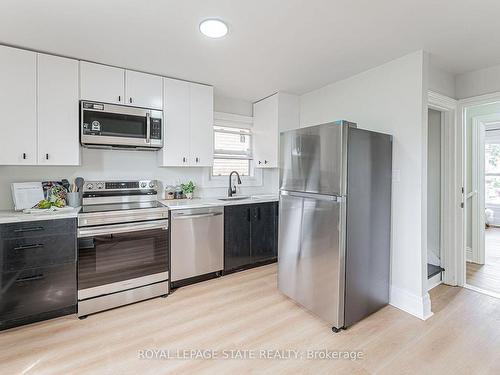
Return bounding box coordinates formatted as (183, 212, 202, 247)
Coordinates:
(228, 171, 242, 197)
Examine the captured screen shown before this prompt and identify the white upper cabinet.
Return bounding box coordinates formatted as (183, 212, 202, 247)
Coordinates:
(80, 61, 125, 104)
(81, 61, 163, 109)
(160, 78, 191, 166)
(125, 70, 163, 110)
(0, 46, 37, 165)
(159, 78, 214, 167)
(253, 92, 300, 168)
(37, 54, 80, 166)
(189, 83, 214, 167)
(253, 94, 279, 168)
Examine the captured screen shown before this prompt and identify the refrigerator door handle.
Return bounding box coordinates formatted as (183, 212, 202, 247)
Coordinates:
(280, 190, 344, 202)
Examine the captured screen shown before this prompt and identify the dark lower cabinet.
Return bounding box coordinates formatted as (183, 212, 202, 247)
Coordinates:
(224, 202, 278, 273)
(0, 219, 77, 330)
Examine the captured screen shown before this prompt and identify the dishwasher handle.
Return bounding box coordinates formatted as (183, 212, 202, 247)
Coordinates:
(172, 212, 223, 220)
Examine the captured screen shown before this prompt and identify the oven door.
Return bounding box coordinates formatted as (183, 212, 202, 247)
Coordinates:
(77, 219, 169, 300)
(81, 101, 151, 148)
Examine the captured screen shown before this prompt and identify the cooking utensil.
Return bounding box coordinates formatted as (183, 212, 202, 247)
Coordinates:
(74, 177, 84, 192)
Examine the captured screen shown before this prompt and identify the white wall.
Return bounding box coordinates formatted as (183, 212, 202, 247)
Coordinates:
(456, 63, 500, 99)
(428, 62, 456, 99)
(300, 51, 430, 319)
(427, 109, 441, 266)
(0, 96, 279, 210)
(214, 95, 253, 116)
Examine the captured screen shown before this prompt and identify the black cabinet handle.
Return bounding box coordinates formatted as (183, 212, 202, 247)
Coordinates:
(14, 244, 44, 251)
(16, 274, 45, 283)
(118, 95, 121, 102)
(22, 153, 27, 160)
(14, 227, 44, 233)
(46, 153, 49, 160)
(129, 97, 133, 103)
(196, 157, 199, 163)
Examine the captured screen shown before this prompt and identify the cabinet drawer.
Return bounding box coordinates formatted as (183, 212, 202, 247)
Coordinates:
(1, 233, 76, 271)
(0, 263, 77, 326)
(0, 219, 76, 239)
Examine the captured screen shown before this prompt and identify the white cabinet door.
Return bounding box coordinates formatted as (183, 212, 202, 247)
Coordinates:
(37, 54, 80, 166)
(253, 94, 278, 168)
(189, 83, 214, 167)
(159, 78, 190, 167)
(0, 46, 37, 165)
(80, 61, 125, 104)
(125, 70, 163, 109)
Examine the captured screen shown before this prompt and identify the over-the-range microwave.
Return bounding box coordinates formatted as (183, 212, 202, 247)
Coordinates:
(80, 101, 163, 150)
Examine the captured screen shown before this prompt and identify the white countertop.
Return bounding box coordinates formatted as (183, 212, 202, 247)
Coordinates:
(0, 207, 81, 224)
(159, 194, 279, 211)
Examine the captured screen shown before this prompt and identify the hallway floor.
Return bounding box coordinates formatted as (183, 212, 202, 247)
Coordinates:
(467, 227, 500, 294)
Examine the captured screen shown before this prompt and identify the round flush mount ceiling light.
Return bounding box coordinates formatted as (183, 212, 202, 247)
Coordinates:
(199, 19, 228, 38)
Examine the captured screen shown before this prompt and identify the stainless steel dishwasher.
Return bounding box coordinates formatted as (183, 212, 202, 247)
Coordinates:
(170, 206, 224, 287)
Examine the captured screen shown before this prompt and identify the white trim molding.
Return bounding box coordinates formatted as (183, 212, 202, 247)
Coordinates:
(390, 286, 433, 320)
(458, 91, 500, 286)
(427, 90, 460, 287)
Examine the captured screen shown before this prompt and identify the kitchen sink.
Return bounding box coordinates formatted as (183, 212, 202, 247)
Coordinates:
(218, 196, 250, 201)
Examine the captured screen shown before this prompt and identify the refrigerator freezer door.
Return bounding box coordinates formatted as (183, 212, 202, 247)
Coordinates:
(280, 122, 348, 196)
(278, 190, 345, 329)
(344, 128, 392, 327)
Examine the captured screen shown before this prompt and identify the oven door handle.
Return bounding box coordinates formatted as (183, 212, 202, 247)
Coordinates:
(78, 219, 169, 238)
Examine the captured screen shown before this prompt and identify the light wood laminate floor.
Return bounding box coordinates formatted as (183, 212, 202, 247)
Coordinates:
(2, 264, 500, 374)
(467, 227, 500, 294)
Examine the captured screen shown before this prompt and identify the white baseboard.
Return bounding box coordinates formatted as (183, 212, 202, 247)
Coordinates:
(466, 246, 473, 262)
(427, 273, 442, 291)
(390, 285, 433, 320)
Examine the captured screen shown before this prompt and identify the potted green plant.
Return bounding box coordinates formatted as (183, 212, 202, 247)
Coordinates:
(181, 181, 196, 199)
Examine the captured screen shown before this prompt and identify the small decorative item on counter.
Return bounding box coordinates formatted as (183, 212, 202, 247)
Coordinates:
(165, 185, 175, 200)
(174, 185, 184, 200)
(181, 181, 196, 199)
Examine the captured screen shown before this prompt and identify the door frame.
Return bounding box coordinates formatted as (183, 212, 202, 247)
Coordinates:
(470, 114, 500, 265)
(427, 91, 460, 286)
(458, 91, 500, 286)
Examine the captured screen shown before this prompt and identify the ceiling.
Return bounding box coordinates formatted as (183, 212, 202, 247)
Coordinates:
(1, 0, 500, 102)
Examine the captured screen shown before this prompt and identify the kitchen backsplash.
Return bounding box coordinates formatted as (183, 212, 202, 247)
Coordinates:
(0, 148, 279, 210)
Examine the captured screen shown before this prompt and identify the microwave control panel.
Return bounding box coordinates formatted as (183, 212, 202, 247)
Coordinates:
(150, 118, 162, 140)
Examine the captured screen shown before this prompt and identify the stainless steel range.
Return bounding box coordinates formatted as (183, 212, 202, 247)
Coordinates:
(77, 180, 169, 318)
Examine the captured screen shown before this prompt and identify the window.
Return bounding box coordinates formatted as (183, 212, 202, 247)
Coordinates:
(485, 143, 500, 204)
(212, 126, 252, 176)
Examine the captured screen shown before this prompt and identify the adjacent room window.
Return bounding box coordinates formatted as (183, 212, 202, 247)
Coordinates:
(485, 143, 500, 204)
(212, 126, 253, 176)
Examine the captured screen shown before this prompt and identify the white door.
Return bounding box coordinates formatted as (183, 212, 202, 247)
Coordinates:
(37, 54, 80, 166)
(159, 78, 190, 167)
(125, 70, 163, 109)
(253, 94, 278, 168)
(80, 61, 125, 104)
(189, 83, 214, 167)
(0, 46, 37, 165)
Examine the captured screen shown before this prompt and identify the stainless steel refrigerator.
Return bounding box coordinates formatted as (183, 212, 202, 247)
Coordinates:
(278, 120, 392, 332)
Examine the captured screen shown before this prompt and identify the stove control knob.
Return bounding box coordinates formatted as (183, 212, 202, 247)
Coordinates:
(96, 183, 104, 190)
(149, 182, 155, 188)
(86, 183, 93, 190)
(141, 182, 147, 188)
